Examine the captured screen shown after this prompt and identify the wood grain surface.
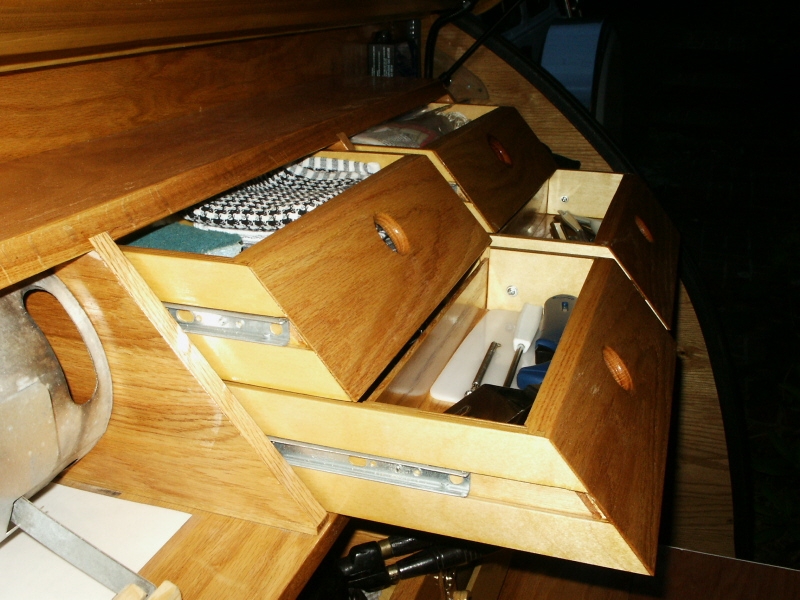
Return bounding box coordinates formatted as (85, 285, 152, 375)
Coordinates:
(0, 76, 445, 291)
(436, 25, 612, 173)
(138, 508, 349, 599)
(122, 248, 286, 317)
(527, 259, 676, 574)
(545, 169, 624, 217)
(244, 155, 489, 399)
(665, 282, 735, 556)
(595, 174, 681, 329)
(55, 235, 327, 533)
(0, 1, 456, 71)
(284, 467, 646, 573)
(429, 106, 557, 231)
(233, 383, 585, 492)
(0, 29, 370, 163)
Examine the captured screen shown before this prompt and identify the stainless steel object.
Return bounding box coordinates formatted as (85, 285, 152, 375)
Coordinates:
(1, 273, 113, 534)
(10, 497, 156, 595)
(466, 341, 500, 395)
(271, 437, 471, 497)
(164, 302, 290, 346)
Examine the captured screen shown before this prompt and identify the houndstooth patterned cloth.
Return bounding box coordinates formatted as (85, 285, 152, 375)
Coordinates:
(188, 157, 381, 246)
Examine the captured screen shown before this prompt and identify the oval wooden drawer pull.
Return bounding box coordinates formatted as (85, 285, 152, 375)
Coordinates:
(635, 215, 654, 243)
(374, 213, 410, 255)
(603, 346, 633, 392)
(487, 134, 513, 167)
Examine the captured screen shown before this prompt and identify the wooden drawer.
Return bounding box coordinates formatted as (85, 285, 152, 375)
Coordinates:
(500, 169, 680, 329)
(122, 154, 489, 401)
(232, 245, 676, 575)
(352, 104, 557, 233)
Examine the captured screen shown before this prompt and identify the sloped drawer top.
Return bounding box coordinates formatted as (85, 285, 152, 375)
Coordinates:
(239, 155, 490, 399)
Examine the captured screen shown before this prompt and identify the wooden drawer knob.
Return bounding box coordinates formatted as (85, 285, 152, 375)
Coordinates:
(635, 215, 654, 243)
(487, 134, 513, 167)
(603, 346, 633, 392)
(374, 213, 410, 255)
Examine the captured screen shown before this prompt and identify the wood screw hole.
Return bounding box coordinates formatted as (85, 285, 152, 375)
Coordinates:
(602, 346, 633, 392)
(635, 216, 654, 243)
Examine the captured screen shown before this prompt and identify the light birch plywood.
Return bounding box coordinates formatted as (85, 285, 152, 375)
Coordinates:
(314, 150, 404, 169)
(486, 249, 593, 311)
(232, 383, 584, 492)
(378, 258, 489, 409)
(289, 469, 648, 574)
(188, 335, 350, 401)
(545, 170, 625, 217)
(57, 234, 327, 533)
(122, 248, 285, 317)
(489, 235, 616, 260)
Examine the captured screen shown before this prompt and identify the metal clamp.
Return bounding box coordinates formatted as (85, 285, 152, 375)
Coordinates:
(270, 438, 471, 497)
(10, 497, 156, 596)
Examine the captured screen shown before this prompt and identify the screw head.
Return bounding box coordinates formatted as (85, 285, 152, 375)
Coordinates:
(560, 195, 569, 203)
(506, 286, 518, 296)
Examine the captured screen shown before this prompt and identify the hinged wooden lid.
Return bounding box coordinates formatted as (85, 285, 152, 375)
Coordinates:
(240, 155, 490, 399)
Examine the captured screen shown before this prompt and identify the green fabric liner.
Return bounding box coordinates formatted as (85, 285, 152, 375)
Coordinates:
(127, 222, 243, 256)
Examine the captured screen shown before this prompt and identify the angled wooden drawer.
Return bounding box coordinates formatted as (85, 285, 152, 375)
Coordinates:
(500, 169, 680, 329)
(233, 243, 676, 575)
(121, 154, 489, 401)
(352, 104, 557, 233)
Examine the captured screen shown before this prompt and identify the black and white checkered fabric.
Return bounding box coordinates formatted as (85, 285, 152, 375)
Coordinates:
(188, 157, 380, 246)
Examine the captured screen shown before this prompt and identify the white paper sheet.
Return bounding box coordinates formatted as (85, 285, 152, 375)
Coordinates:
(0, 483, 191, 600)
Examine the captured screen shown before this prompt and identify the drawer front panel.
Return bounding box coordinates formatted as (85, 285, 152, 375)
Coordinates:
(594, 174, 680, 328)
(244, 155, 490, 399)
(430, 106, 557, 232)
(527, 258, 676, 574)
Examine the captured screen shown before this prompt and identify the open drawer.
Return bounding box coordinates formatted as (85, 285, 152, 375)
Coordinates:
(499, 169, 680, 329)
(231, 245, 676, 575)
(351, 103, 557, 233)
(121, 153, 489, 401)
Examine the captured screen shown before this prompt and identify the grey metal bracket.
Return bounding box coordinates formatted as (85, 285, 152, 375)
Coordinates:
(10, 497, 156, 596)
(164, 303, 290, 346)
(270, 437, 471, 497)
